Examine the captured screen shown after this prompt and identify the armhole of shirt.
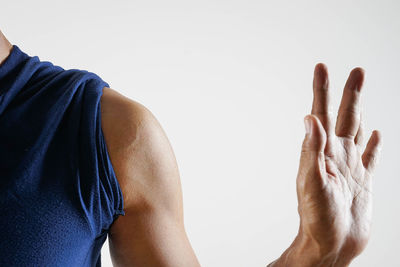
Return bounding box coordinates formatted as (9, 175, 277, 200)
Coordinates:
(98, 89, 126, 218)
(99, 94, 125, 218)
(90, 77, 126, 221)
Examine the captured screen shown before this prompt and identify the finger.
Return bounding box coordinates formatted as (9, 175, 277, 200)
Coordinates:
(301, 114, 327, 154)
(311, 63, 333, 136)
(335, 67, 365, 139)
(354, 108, 364, 147)
(362, 130, 383, 173)
(298, 115, 328, 188)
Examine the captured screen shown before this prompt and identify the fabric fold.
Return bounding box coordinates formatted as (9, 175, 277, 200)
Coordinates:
(0, 45, 125, 267)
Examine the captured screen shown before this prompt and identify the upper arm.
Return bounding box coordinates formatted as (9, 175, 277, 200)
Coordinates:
(100, 87, 200, 267)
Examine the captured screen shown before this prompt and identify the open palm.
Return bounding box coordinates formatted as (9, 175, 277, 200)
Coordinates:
(295, 64, 382, 266)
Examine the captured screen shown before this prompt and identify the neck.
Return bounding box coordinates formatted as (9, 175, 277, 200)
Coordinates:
(0, 31, 13, 66)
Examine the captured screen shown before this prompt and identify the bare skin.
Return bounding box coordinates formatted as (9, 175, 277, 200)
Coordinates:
(0, 31, 12, 65)
(269, 65, 382, 266)
(0, 31, 382, 266)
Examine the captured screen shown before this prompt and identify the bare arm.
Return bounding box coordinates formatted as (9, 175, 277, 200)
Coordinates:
(100, 87, 200, 267)
(100, 62, 382, 267)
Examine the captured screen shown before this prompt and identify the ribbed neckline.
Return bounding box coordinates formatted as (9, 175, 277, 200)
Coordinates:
(0, 45, 29, 80)
(0, 45, 19, 68)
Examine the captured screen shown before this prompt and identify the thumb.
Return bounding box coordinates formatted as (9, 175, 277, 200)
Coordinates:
(301, 114, 327, 154)
(297, 114, 328, 196)
(297, 115, 328, 205)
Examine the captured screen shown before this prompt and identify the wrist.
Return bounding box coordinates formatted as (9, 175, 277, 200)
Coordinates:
(271, 233, 352, 267)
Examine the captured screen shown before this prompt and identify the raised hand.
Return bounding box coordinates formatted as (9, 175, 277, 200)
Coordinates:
(271, 64, 382, 267)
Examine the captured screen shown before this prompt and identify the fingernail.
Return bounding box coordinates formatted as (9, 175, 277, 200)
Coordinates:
(304, 117, 312, 134)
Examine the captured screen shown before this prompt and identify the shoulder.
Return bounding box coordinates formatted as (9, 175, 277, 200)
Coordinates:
(100, 87, 183, 216)
(100, 86, 152, 148)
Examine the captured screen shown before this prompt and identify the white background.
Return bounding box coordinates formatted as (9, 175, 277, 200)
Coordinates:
(2, 0, 399, 266)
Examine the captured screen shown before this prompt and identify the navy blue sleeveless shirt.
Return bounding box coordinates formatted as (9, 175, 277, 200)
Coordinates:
(0, 45, 125, 266)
